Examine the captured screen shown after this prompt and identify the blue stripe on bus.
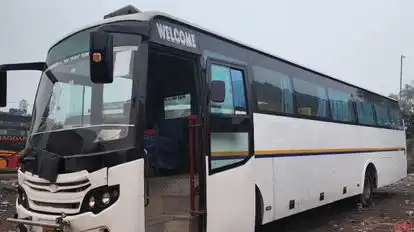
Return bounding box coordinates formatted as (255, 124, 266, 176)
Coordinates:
(210, 147, 405, 160)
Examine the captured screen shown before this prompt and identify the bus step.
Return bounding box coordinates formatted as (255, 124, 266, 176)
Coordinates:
(148, 174, 199, 196)
(146, 214, 198, 232)
(146, 195, 199, 216)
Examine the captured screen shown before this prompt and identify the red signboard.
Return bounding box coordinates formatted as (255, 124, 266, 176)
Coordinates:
(0, 150, 23, 169)
(0, 112, 31, 170)
(0, 135, 26, 142)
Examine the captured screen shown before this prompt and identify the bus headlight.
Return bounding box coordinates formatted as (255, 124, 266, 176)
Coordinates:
(80, 185, 120, 214)
(102, 193, 111, 205)
(88, 196, 96, 208)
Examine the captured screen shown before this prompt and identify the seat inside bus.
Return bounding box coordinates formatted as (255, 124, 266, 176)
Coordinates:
(144, 51, 196, 176)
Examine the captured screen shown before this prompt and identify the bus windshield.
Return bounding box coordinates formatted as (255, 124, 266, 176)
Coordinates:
(30, 28, 141, 155)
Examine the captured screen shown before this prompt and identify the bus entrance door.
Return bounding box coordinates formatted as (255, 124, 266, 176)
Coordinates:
(205, 59, 255, 232)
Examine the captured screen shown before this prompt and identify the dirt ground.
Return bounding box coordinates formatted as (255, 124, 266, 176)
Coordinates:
(0, 174, 17, 232)
(260, 173, 414, 232)
(1, 174, 414, 232)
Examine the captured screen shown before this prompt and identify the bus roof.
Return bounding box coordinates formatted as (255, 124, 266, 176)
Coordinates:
(51, 10, 398, 103)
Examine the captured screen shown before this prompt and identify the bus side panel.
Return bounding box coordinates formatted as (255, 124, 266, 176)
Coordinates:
(253, 151, 274, 224)
(334, 155, 371, 197)
(376, 130, 407, 187)
(253, 113, 406, 221)
(206, 157, 255, 232)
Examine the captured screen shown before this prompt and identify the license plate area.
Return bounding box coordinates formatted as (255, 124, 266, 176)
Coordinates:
(43, 228, 60, 232)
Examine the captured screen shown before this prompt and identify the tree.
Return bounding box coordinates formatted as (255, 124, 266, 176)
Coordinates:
(389, 81, 414, 138)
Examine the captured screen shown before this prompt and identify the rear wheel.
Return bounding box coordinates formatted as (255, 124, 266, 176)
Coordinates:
(359, 172, 374, 207)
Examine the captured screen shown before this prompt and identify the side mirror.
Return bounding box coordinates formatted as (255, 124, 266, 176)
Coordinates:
(89, 31, 114, 84)
(0, 71, 7, 107)
(210, 80, 226, 103)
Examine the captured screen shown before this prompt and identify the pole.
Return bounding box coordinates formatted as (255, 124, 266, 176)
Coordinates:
(400, 55, 406, 101)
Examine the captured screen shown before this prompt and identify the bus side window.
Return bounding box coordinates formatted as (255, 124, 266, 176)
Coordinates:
(210, 64, 247, 115)
(230, 69, 247, 113)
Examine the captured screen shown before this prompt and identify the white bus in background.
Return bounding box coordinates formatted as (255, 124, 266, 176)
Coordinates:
(0, 5, 406, 232)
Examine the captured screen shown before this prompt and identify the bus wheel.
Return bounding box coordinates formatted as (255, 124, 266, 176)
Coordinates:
(359, 171, 374, 207)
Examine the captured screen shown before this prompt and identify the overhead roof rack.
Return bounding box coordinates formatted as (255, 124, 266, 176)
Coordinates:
(104, 5, 141, 19)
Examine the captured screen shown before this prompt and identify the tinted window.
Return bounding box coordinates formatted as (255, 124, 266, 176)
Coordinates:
(210, 65, 234, 114)
(293, 75, 329, 118)
(355, 91, 376, 126)
(327, 88, 355, 123)
(248, 51, 403, 130)
(47, 27, 94, 64)
(210, 64, 247, 115)
(231, 69, 247, 111)
(388, 102, 403, 129)
(164, 94, 191, 119)
(252, 65, 294, 114)
(373, 99, 390, 127)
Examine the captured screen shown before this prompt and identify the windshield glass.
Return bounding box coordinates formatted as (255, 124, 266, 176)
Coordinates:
(30, 27, 141, 155)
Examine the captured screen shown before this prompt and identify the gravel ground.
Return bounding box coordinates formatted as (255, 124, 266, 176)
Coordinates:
(1, 174, 414, 232)
(0, 174, 17, 232)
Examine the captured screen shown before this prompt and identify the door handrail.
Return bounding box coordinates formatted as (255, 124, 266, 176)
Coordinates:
(187, 114, 203, 216)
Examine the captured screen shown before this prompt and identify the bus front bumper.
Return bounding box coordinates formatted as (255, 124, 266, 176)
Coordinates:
(7, 216, 66, 232)
(7, 204, 109, 232)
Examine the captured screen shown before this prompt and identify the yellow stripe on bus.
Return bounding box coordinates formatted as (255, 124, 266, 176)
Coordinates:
(256, 147, 405, 155)
(210, 147, 405, 158)
(211, 151, 250, 156)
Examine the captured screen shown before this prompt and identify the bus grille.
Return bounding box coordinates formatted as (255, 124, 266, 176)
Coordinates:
(32, 200, 80, 210)
(24, 179, 91, 193)
(22, 176, 92, 214)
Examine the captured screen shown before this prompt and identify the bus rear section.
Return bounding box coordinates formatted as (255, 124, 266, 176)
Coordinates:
(248, 49, 407, 223)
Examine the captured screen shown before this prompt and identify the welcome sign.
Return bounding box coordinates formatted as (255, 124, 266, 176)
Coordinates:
(151, 19, 200, 54)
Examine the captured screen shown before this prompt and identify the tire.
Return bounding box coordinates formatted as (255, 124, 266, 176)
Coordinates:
(255, 190, 263, 231)
(359, 171, 374, 207)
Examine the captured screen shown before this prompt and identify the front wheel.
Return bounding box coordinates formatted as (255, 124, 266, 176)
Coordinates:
(359, 172, 374, 207)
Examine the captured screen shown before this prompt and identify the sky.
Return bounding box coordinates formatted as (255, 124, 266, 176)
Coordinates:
(1, 0, 414, 113)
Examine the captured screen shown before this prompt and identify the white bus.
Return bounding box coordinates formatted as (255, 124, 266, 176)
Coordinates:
(0, 5, 406, 232)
